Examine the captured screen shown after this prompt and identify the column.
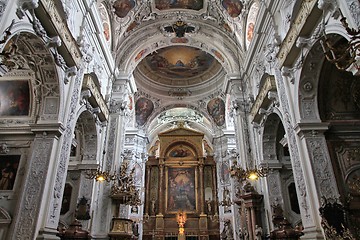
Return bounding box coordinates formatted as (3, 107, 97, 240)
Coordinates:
(274, 68, 324, 239)
(145, 166, 151, 215)
(295, 123, 340, 233)
(212, 165, 219, 215)
(157, 161, 165, 216)
(199, 162, 205, 214)
(91, 78, 130, 239)
(9, 124, 64, 240)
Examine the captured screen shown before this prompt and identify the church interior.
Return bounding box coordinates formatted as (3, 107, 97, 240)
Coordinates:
(0, 0, 359, 239)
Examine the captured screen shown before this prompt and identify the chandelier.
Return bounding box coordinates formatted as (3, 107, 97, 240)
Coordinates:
(85, 167, 116, 182)
(320, 14, 360, 72)
(230, 164, 268, 182)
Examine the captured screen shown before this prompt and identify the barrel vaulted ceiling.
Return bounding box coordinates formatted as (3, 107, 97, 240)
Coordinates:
(97, 0, 258, 142)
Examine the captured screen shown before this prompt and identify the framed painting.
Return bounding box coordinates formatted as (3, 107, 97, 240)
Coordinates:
(0, 155, 20, 191)
(166, 167, 196, 212)
(0, 80, 30, 116)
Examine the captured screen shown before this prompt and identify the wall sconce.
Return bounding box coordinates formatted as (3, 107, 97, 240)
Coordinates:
(320, 13, 360, 73)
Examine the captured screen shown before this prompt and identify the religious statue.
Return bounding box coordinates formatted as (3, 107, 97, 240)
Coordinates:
(206, 198, 212, 214)
(151, 197, 156, 215)
(221, 219, 234, 240)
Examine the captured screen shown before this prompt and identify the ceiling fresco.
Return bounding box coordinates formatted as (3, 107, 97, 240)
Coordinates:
(113, 0, 136, 18)
(222, 0, 243, 18)
(155, 0, 203, 11)
(137, 46, 221, 87)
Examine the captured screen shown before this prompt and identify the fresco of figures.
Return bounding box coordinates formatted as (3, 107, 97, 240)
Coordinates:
(135, 97, 154, 126)
(0, 80, 30, 116)
(155, 0, 203, 10)
(207, 98, 226, 126)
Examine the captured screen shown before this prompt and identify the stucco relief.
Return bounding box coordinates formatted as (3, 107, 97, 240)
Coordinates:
(275, 69, 312, 225)
(267, 171, 284, 206)
(46, 68, 84, 228)
(346, 0, 360, 27)
(0, 1, 8, 20)
(307, 137, 339, 199)
(15, 138, 52, 239)
(299, 41, 325, 121)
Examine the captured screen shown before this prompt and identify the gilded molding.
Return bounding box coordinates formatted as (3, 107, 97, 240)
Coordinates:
(39, 0, 82, 65)
(250, 76, 276, 123)
(277, 0, 318, 66)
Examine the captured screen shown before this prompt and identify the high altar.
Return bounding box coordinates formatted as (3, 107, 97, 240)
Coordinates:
(142, 125, 220, 240)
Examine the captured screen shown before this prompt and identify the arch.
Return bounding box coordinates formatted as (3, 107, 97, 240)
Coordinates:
(262, 113, 282, 162)
(0, 31, 62, 123)
(297, 31, 353, 122)
(165, 141, 198, 159)
(74, 110, 99, 163)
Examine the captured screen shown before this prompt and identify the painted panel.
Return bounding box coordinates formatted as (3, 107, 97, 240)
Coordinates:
(0, 80, 30, 116)
(167, 167, 196, 212)
(99, 3, 112, 46)
(246, 2, 259, 48)
(207, 98, 225, 126)
(155, 0, 203, 10)
(222, 0, 243, 18)
(135, 97, 154, 126)
(168, 145, 194, 158)
(0, 155, 20, 190)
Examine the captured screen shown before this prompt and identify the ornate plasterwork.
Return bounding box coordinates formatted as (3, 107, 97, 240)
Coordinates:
(45, 68, 85, 229)
(250, 76, 278, 124)
(274, 69, 312, 226)
(298, 40, 325, 120)
(346, 0, 360, 27)
(82, 74, 109, 121)
(306, 137, 338, 199)
(14, 137, 53, 239)
(39, 0, 82, 65)
(277, 0, 318, 66)
(0, 0, 8, 22)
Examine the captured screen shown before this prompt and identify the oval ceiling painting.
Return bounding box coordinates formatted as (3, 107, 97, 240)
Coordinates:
(113, 0, 135, 18)
(98, 3, 112, 46)
(246, 2, 259, 48)
(207, 98, 225, 126)
(135, 97, 154, 126)
(222, 0, 243, 18)
(155, 0, 203, 10)
(144, 46, 215, 79)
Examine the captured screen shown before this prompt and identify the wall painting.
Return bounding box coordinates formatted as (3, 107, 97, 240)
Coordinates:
(167, 167, 196, 212)
(0, 80, 30, 116)
(207, 98, 226, 126)
(98, 3, 112, 46)
(113, 0, 135, 18)
(222, 0, 243, 18)
(246, 2, 259, 48)
(135, 97, 154, 126)
(155, 0, 203, 11)
(168, 145, 194, 158)
(0, 155, 20, 190)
